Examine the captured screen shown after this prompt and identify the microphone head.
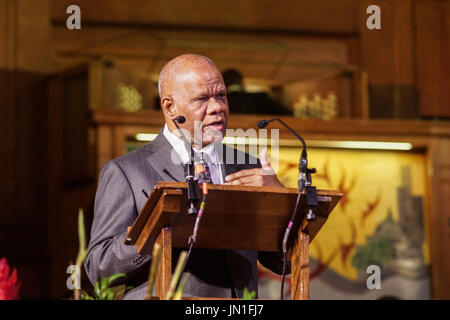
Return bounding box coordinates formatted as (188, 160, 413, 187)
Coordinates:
(257, 119, 269, 129)
(175, 115, 186, 124)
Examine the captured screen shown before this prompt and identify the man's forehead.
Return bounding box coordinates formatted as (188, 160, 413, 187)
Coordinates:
(159, 55, 225, 96)
(176, 68, 224, 87)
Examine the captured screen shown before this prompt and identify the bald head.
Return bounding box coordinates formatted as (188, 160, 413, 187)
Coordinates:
(158, 54, 218, 98)
(157, 54, 229, 147)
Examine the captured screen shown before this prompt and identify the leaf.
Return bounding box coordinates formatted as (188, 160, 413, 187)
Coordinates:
(165, 251, 187, 300)
(172, 273, 189, 300)
(74, 208, 87, 300)
(107, 291, 114, 300)
(81, 291, 94, 300)
(92, 273, 128, 300)
(242, 287, 256, 300)
(75, 209, 88, 267)
(93, 282, 101, 298)
(106, 273, 126, 286)
(146, 243, 162, 299)
(100, 277, 108, 291)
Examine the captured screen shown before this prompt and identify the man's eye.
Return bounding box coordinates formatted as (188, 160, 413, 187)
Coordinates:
(197, 96, 208, 101)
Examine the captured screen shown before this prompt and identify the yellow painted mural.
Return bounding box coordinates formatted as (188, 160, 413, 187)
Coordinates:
(271, 146, 430, 284)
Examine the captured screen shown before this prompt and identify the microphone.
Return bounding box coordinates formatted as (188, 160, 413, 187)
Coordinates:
(172, 116, 199, 216)
(175, 115, 186, 124)
(256, 119, 269, 129)
(258, 117, 317, 216)
(257, 118, 308, 190)
(257, 117, 318, 300)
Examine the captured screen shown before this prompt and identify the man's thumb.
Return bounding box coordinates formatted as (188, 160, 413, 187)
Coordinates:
(260, 148, 274, 174)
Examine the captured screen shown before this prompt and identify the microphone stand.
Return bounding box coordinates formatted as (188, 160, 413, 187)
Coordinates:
(257, 118, 318, 299)
(172, 119, 199, 216)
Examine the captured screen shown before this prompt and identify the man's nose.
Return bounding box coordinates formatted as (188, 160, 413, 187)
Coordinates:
(207, 97, 227, 114)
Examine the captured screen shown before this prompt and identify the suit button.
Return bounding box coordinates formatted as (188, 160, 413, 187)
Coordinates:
(133, 254, 146, 265)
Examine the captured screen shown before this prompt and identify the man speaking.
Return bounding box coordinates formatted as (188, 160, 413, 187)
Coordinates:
(84, 54, 288, 299)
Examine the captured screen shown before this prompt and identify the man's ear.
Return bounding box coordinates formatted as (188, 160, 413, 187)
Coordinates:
(160, 96, 177, 119)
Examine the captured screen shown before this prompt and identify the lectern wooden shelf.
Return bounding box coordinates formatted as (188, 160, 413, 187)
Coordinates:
(125, 181, 342, 300)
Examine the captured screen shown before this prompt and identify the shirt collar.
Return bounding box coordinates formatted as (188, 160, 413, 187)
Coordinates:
(163, 124, 219, 165)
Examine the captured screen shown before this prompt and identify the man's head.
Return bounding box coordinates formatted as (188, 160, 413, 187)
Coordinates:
(158, 54, 229, 148)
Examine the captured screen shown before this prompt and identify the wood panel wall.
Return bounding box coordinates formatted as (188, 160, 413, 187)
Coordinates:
(49, 0, 449, 119)
(0, 0, 54, 298)
(415, 0, 450, 118)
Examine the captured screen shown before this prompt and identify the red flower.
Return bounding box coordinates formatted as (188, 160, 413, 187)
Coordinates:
(0, 257, 20, 300)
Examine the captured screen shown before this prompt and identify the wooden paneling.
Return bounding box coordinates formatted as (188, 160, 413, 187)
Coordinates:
(359, 0, 418, 118)
(0, 0, 16, 69)
(46, 65, 98, 298)
(52, 25, 353, 85)
(0, 0, 54, 299)
(92, 110, 450, 142)
(415, 0, 450, 118)
(427, 138, 450, 299)
(49, 0, 448, 120)
(50, 0, 360, 34)
(0, 0, 17, 226)
(15, 0, 53, 72)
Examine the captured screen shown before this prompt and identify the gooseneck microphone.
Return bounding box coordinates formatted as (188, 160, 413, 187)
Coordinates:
(257, 118, 318, 300)
(172, 116, 199, 216)
(257, 118, 309, 190)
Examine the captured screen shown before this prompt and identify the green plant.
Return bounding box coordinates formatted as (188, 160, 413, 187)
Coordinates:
(164, 251, 188, 300)
(73, 208, 130, 300)
(81, 273, 126, 300)
(242, 287, 256, 300)
(72, 208, 88, 300)
(145, 243, 162, 299)
(73, 207, 189, 300)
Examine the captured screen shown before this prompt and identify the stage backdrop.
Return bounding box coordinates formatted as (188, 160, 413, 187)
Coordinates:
(257, 145, 431, 300)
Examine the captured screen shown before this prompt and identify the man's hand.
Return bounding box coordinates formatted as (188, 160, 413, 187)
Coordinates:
(225, 148, 284, 187)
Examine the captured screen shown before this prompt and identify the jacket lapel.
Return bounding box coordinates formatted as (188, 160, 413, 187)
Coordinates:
(143, 131, 185, 182)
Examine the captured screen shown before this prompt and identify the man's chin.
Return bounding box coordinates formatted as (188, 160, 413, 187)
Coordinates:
(203, 135, 223, 146)
(202, 130, 224, 146)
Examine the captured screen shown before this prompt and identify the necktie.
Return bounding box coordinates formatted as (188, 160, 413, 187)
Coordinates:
(196, 152, 212, 183)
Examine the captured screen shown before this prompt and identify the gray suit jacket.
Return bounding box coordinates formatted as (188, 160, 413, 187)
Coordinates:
(84, 131, 288, 299)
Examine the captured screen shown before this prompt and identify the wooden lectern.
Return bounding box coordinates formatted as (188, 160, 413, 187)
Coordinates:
(125, 181, 342, 300)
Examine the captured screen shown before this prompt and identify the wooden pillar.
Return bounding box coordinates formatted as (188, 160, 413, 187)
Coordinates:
(290, 224, 310, 300)
(155, 227, 172, 299)
(427, 138, 450, 299)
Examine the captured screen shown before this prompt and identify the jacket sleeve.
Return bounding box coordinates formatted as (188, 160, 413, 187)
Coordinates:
(84, 160, 150, 286)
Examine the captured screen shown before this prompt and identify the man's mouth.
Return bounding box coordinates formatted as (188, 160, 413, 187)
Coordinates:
(204, 120, 225, 130)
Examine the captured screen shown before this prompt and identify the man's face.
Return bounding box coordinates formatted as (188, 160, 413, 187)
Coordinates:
(168, 64, 229, 147)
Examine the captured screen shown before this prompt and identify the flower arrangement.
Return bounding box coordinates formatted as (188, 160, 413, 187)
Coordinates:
(0, 257, 20, 300)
